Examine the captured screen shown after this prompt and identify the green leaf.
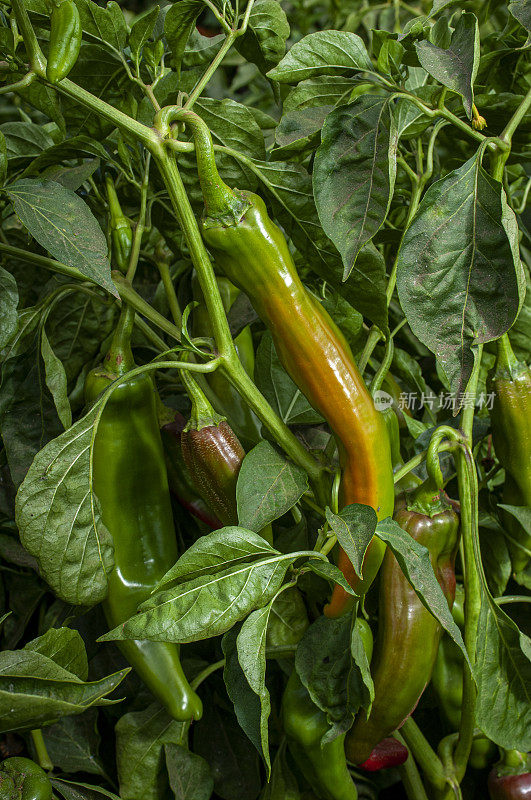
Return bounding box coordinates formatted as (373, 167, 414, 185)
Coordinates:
(155, 526, 278, 591)
(325, 504, 378, 581)
(376, 518, 471, 667)
(475, 592, 531, 751)
(6, 179, 117, 296)
(267, 31, 372, 83)
(0, 129, 6, 185)
(101, 551, 301, 644)
(0, 647, 127, 734)
(237, 601, 275, 774)
(52, 779, 121, 800)
(396, 151, 525, 400)
(15, 404, 114, 606)
(260, 743, 300, 800)
(129, 6, 160, 61)
(116, 704, 187, 800)
(165, 743, 214, 800)
(41, 329, 72, 430)
(313, 96, 398, 281)
(415, 12, 480, 117)
(0, 265, 18, 349)
(222, 625, 264, 765)
(42, 710, 107, 777)
(509, 0, 531, 44)
(273, 107, 332, 158)
(235, 0, 290, 73)
(195, 97, 266, 161)
(25, 627, 88, 680)
(75, 0, 128, 50)
(295, 614, 372, 740)
(254, 332, 324, 425)
(499, 503, 531, 533)
(266, 586, 309, 648)
(237, 441, 308, 531)
(0, 121, 54, 160)
(303, 560, 358, 597)
(283, 76, 353, 112)
(165, 0, 203, 75)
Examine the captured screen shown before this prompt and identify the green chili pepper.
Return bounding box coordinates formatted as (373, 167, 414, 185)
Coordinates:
(1, 757, 52, 800)
(84, 305, 202, 721)
(345, 480, 459, 765)
(161, 109, 394, 617)
(46, 0, 82, 83)
(106, 176, 133, 274)
(283, 667, 361, 800)
(490, 335, 531, 574)
(380, 406, 421, 493)
(192, 273, 262, 448)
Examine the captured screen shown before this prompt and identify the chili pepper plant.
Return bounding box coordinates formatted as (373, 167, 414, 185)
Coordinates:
(0, 0, 529, 798)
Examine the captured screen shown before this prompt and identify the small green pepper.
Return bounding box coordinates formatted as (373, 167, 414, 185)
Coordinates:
(106, 176, 133, 274)
(46, 0, 82, 83)
(1, 757, 52, 800)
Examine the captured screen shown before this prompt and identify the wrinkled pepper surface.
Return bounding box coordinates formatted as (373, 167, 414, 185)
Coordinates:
(0, 757, 52, 800)
(490, 335, 531, 574)
(172, 110, 394, 612)
(345, 480, 459, 765)
(85, 305, 202, 721)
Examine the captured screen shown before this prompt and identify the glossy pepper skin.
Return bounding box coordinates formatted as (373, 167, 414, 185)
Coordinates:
(431, 586, 496, 770)
(380, 406, 420, 494)
(161, 413, 222, 530)
(176, 111, 394, 611)
(84, 306, 202, 722)
(106, 176, 133, 274)
(490, 336, 531, 574)
(0, 757, 52, 800)
(192, 273, 261, 449)
(488, 752, 531, 800)
(179, 369, 245, 527)
(345, 481, 459, 765)
(46, 0, 82, 83)
(357, 737, 408, 772)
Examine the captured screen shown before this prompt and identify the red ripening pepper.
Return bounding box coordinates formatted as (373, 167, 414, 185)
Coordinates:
(357, 737, 409, 772)
(180, 368, 245, 528)
(488, 751, 531, 800)
(345, 479, 459, 765)
(161, 412, 223, 530)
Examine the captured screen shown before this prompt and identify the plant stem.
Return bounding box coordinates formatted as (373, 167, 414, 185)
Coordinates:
(30, 729, 53, 771)
(395, 732, 430, 800)
(112, 271, 183, 342)
(500, 86, 531, 145)
(453, 348, 482, 780)
(185, 32, 238, 110)
(126, 154, 150, 283)
(10, 0, 45, 73)
(400, 718, 446, 790)
(157, 259, 182, 327)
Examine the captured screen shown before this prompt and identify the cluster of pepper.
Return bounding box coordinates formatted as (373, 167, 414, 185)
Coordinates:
(78, 109, 530, 800)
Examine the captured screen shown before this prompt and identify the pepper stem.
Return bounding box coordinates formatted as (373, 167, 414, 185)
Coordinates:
(181, 364, 225, 431)
(495, 333, 520, 379)
(155, 107, 250, 221)
(104, 303, 136, 376)
(406, 477, 450, 517)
